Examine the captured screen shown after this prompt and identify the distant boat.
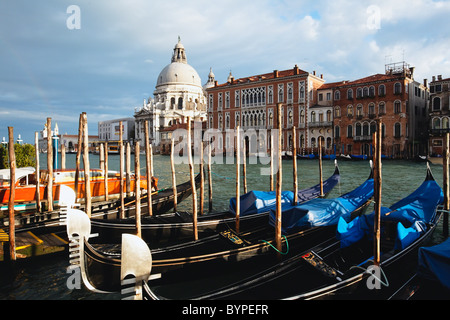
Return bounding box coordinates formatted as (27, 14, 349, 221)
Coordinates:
(0, 167, 155, 211)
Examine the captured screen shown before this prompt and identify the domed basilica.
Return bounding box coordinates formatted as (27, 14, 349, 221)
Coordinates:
(134, 37, 211, 148)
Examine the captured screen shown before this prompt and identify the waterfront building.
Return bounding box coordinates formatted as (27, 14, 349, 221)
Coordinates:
(98, 118, 135, 143)
(428, 74, 450, 155)
(205, 65, 326, 155)
(134, 38, 208, 151)
(329, 62, 428, 159)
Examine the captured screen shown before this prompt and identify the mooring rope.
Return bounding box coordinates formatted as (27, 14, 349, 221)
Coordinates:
(259, 235, 289, 255)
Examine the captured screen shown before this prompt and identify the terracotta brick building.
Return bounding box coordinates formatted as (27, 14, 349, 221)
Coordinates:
(327, 62, 429, 159)
(206, 62, 429, 159)
(205, 65, 328, 155)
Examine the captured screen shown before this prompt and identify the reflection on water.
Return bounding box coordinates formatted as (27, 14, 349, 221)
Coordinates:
(1, 154, 448, 299)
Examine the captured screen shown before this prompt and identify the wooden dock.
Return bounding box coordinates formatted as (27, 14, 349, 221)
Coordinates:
(0, 228, 68, 261)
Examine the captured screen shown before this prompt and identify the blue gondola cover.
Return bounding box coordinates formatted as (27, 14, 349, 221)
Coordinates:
(418, 237, 450, 290)
(268, 176, 374, 234)
(337, 176, 443, 248)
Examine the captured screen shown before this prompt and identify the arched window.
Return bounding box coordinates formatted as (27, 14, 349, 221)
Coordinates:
(347, 89, 353, 100)
(394, 82, 402, 94)
(363, 122, 369, 136)
(433, 97, 441, 111)
(394, 122, 401, 137)
(443, 117, 449, 129)
(334, 106, 341, 118)
(379, 85, 386, 96)
(311, 111, 316, 122)
(300, 110, 305, 123)
(347, 105, 353, 116)
(355, 123, 362, 136)
(334, 91, 340, 100)
(347, 125, 353, 138)
(356, 104, 363, 116)
(433, 117, 441, 130)
(357, 88, 363, 98)
(378, 102, 386, 115)
(369, 86, 375, 97)
(335, 126, 340, 138)
(394, 101, 401, 113)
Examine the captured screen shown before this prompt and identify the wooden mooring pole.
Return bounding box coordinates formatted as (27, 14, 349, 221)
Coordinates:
(319, 138, 323, 197)
(443, 133, 449, 237)
(235, 126, 241, 234)
(145, 121, 153, 216)
(208, 142, 213, 213)
(270, 134, 274, 192)
(82, 113, 91, 218)
(135, 141, 141, 238)
(373, 121, 382, 266)
(8, 127, 16, 261)
(34, 132, 41, 213)
(243, 141, 247, 194)
(292, 126, 298, 205)
(46, 117, 53, 212)
(200, 141, 204, 216)
(104, 142, 109, 201)
(187, 118, 198, 240)
(119, 121, 125, 218)
(275, 103, 283, 254)
(126, 142, 131, 197)
(74, 113, 84, 203)
(171, 138, 177, 212)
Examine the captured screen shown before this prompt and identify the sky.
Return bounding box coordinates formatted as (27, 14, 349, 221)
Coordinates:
(1, 0, 450, 144)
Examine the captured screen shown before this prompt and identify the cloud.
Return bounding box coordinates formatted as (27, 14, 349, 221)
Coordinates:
(1, 0, 450, 143)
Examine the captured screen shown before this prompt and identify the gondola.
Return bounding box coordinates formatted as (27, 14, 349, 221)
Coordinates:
(10, 173, 201, 234)
(65, 165, 374, 294)
(89, 163, 341, 245)
(139, 164, 442, 300)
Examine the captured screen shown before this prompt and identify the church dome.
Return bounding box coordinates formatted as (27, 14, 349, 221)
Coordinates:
(156, 62, 202, 87)
(156, 37, 202, 88)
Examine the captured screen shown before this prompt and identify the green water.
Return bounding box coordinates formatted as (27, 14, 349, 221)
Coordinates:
(0, 154, 447, 300)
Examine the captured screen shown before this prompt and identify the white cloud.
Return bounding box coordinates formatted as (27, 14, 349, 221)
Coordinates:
(1, 0, 450, 142)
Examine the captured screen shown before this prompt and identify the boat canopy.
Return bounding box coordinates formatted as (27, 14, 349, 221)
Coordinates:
(229, 190, 295, 217)
(418, 237, 450, 290)
(229, 165, 340, 217)
(268, 176, 374, 234)
(337, 175, 443, 250)
(0, 167, 35, 182)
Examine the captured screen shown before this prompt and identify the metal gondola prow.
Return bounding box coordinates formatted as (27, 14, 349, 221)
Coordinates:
(65, 208, 109, 294)
(121, 234, 160, 300)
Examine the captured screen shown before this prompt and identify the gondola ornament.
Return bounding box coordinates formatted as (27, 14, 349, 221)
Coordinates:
(65, 208, 109, 293)
(120, 234, 156, 300)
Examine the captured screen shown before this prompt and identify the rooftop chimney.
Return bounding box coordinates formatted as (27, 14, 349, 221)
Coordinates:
(274, 70, 279, 78)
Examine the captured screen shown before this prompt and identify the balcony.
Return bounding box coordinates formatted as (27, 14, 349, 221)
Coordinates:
(354, 135, 373, 141)
(308, 121, 333, 128)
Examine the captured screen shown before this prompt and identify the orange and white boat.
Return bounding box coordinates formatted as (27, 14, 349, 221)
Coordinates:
(0, 167, 156, 211)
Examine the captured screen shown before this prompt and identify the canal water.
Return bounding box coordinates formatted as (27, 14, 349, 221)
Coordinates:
(0, 153, 448, 300)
